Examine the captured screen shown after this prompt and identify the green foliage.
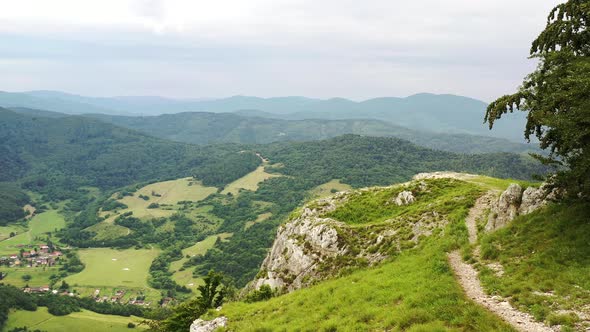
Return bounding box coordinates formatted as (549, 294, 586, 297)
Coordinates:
(0, 183, 30, 225)
(90, 110, 538, 154)
(101, 199, 128, 211)
(150, 271, 226, 332)
(244, 284, 274, 303)
(0, 109, 260, 201)
(485, 1, 590, 199)
(0, 284, 38, 330)
(259, 135, 548, 188)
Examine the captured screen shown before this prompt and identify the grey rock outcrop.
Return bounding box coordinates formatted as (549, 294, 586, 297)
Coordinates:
(519, 186, 547, 214)
(486, 183, 552, 232)
(393, 191, 415, 206)
(252, 195, 349, 292)
(190, 316, 227, 332)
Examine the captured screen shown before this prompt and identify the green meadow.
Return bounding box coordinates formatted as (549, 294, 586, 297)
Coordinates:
(478, 203, 590, 328)
(221, 165, 281, 195)
(310, 179, 352, 198)
(6, 307, 147, 332)
(65, 248, 159, 289)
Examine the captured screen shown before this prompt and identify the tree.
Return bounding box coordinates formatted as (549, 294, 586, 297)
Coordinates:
(145, 270, 226, 332)
(485, 0, 590, 199)
(21, 275, 31, 282)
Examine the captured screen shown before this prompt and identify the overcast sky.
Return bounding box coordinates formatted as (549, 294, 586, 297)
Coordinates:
(0, 0, 562, 101)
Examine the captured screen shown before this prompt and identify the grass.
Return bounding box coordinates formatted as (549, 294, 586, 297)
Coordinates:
(170, 233, 232, 288)
(209, 232, 514, 331)
(310, 179, 352, 198)
(468, 176, 540, 191)
(202, 178, 514, 331)
(65, 248, 160, 289)
(0, 224, 26, 241)
(478, 202, 590, 328)
(327, 179, 483, 226)
(6, 307, 147, 332)
(0, 210, 66, 255)
(221, 166, 281, 195)
(0, 266, 61, 287)
(103, 177, 217, 221)
(85, 221, 131, 240)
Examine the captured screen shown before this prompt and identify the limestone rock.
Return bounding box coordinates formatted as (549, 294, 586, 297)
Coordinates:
(485, 183, 552, 232)
(190, 316, 227, 332)
(394, 191, 415, 206)
(519, 186, 546, 214)
(486, 184, 522, 231)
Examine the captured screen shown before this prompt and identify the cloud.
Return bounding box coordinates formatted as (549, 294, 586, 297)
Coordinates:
(0, 0, 562, 100)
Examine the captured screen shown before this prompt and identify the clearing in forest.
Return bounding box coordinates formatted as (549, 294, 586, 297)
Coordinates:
(221, 166, 281, 195)
(65, 248, 159, 289)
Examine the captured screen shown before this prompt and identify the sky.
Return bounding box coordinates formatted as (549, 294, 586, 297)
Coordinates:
(0, 0, 562, 101)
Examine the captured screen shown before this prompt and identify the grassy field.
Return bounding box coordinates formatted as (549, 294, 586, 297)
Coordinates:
(65, 248, 159, 289)
(0, 224, 26, 242)
(210, 236, 514, 331)
(310, 179, 352, 198)
(478, 202, 590, 329)
(0, 266, 60, 287)
(0, 210, 65, 255)
(170, 233, 232, 288)
(85, 221, 131, 240)
(221, 166, 281, 195)
(6, 307, 147, 332)
(101, 177, 217, 221)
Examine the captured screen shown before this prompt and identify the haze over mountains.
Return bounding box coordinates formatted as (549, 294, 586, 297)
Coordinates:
(0, 90, 529, 142)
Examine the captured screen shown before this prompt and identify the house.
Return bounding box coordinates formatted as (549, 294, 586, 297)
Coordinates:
(9, 254, 18, 260)
(22, 252, 31, 258)
(40, 245, 49, 253)
(51, 251, 63, 257)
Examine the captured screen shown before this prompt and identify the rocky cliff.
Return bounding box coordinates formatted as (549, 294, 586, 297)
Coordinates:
(251, 177, 458, 292)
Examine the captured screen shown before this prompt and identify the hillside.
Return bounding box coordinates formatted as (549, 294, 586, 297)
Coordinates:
(1, 91, 528, 142)
(86, 111, 538, 154)
(0, 108, 260, 200)
(196, 175, 589, 332)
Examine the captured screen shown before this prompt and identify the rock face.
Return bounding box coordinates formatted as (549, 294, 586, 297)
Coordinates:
(251, 179, 448, 293)
(393, 191, 415, 206)
(252, 194, 350, 292)
(486, 184, 551, 232)
(190, 316, 227, 332)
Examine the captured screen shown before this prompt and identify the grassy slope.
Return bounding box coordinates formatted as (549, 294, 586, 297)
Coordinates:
(0, 210, 65, 255)
(221, 166, 281, 195)
(207, 179, 514, 331)
(170, 233, 232, 288)
(6, 307, 147, 332)
(65, 248, 160, 289)
(310, 179, 352, 199)
(478, 203, 590, 328)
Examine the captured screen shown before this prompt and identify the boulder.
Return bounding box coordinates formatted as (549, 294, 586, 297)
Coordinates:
(519, 186, 546, 215)
(486, 184, 522, 231)
(394, 191, 415, 206)
(190, 316, 227, 332)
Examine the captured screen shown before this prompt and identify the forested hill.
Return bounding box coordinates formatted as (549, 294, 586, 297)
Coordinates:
(0, 108, 260, 200)
(259, 135, 549, 187)
(2, 91, 527, 141)
(86, 111, 538, 154)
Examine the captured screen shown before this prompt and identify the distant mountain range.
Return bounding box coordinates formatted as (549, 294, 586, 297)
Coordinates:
(0, 90, 529, 142)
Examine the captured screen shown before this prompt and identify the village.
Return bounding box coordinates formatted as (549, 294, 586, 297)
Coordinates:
(0, 244, 62, 268)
